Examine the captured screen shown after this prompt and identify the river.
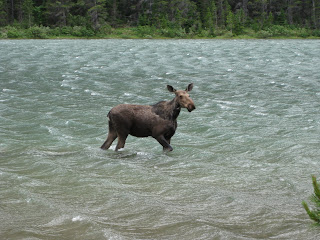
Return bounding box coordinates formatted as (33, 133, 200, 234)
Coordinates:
(1, 39, 320, 239)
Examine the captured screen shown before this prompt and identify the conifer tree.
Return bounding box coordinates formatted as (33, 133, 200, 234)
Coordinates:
(22, 0, 34, 27)
(0, 0, 8, 26)
(88, 0, 107, 30)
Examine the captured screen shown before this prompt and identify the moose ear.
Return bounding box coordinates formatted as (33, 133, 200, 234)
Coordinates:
(186, 83, 193, 92)
(167, 85, 176, 93)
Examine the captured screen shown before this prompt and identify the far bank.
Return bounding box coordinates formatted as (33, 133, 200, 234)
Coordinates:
(1, 25, 320, 40)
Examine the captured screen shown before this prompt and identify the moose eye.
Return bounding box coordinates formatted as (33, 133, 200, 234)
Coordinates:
(179, 95, 183, 99)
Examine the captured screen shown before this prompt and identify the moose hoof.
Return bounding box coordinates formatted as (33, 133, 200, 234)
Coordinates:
(163, 147, 173, 152)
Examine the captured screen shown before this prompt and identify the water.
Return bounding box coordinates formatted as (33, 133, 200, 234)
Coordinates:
(1, 39, 320, 239)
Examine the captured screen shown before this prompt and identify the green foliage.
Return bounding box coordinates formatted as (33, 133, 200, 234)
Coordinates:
(22, 0, 34, 27)
(60, 26, 73, 35)
(255, 30, 272, 39)
(233, 9, 245, 35)
(68, 14, 89, 27)
(161, 27, 187, 38)
(27, 25, 49, 39)
(312, 30, 320, 37)
(266, 25, 291, 37)
(134, 25, 156, 38)
(0, 0, 6, 27)
(99, 23, 112, 35)
(226, 10, 234, 33)
(72, 26, 90, 37)
(303, 176, 320, 224)
(6, 26, 25, 38)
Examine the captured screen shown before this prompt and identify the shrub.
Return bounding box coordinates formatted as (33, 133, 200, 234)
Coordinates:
(0, 27, 8, 38)
(221, 31, 233, 38)
(6, 26, 24, 38)
(134, 25, 156, 38)
(267, 25, 291, 37)
(47, 27, 61, 36)
(312, 29, 320, 37)
(99, 24, 112, 35)
(255, 30, 273, 39)
(297, 28, 309, 38)
(27, 26, 49, 39)
(161, 28, 186, 38)
(60, 26, 73, 35)
(303, 176, 320, 223)
(72, 26, 94, 37)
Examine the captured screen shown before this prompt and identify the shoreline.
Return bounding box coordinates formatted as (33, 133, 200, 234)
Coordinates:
(1, 35, 319, 40)
(1, 26, 320, 40)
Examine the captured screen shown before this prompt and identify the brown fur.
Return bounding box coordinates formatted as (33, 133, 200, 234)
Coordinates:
(101, 83, 195, 151)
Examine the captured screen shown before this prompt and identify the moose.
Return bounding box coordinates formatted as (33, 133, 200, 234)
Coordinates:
(101, 83, 196, 152)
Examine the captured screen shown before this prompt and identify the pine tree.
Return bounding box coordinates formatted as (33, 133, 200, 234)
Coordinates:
(46, 0, 73, 27)
(88, 0, 107, 30)
(233, 8, 245, 35)
(0, 0, 8, 26)
(226, 4, 234, 32)
(22, 0, 34, 27)
(302, 176, 320, 223)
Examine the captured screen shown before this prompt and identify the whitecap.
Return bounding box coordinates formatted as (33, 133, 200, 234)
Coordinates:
(44, 215, 69, 227)
(254, 112, 267, 116)
(137, 152, 148, 156)
(2, 88, 16, 92)
(46, 126, 57, 135)
(217, 104, 231, 110)
(72, 216, 84, 222)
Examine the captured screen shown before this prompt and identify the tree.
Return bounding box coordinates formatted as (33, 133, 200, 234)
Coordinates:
(22, 0, 34, 27)
(200, 0, 217, 34)
(242, 0, 248, 19)
(233, 8, 245, 35)
(46, 0, 73, 27)
(226, 1, 233, 31)
(87, 0, 107, 30)
(287, 0, 294, 25)
(311, 0, 320, 29)
(0, 0, 8, 26)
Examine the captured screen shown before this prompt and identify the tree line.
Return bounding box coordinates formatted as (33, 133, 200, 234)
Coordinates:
(1, 0, 320, 38)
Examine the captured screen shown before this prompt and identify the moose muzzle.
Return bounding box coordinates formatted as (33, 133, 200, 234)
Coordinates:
(187, 104, 196, 112)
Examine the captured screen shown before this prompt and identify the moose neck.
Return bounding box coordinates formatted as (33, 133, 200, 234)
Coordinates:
(152, 97, 181, 121)
(168, 97, 181, 120)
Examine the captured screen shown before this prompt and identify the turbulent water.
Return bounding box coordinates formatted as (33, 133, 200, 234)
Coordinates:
(1, 39, 320, 240)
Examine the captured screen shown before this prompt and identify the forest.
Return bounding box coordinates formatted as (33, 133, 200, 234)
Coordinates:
(1, 0, 320, 38)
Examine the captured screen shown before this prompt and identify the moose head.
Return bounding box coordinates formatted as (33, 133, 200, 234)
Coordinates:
(167, 83, 196, 112)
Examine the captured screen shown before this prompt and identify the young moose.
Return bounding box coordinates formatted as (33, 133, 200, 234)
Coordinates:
(101, 83, 196, 151)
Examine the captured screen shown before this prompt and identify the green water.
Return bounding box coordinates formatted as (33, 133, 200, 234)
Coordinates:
(1, 39, 320, 239)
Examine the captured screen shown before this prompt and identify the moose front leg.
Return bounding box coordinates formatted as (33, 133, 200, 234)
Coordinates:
(155, 135, 173, 152)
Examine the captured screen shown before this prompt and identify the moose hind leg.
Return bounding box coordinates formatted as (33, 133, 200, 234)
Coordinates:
(101, 131, 117, 150)
(115, 133, 128, 151)
(101, 121, 117, 150)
